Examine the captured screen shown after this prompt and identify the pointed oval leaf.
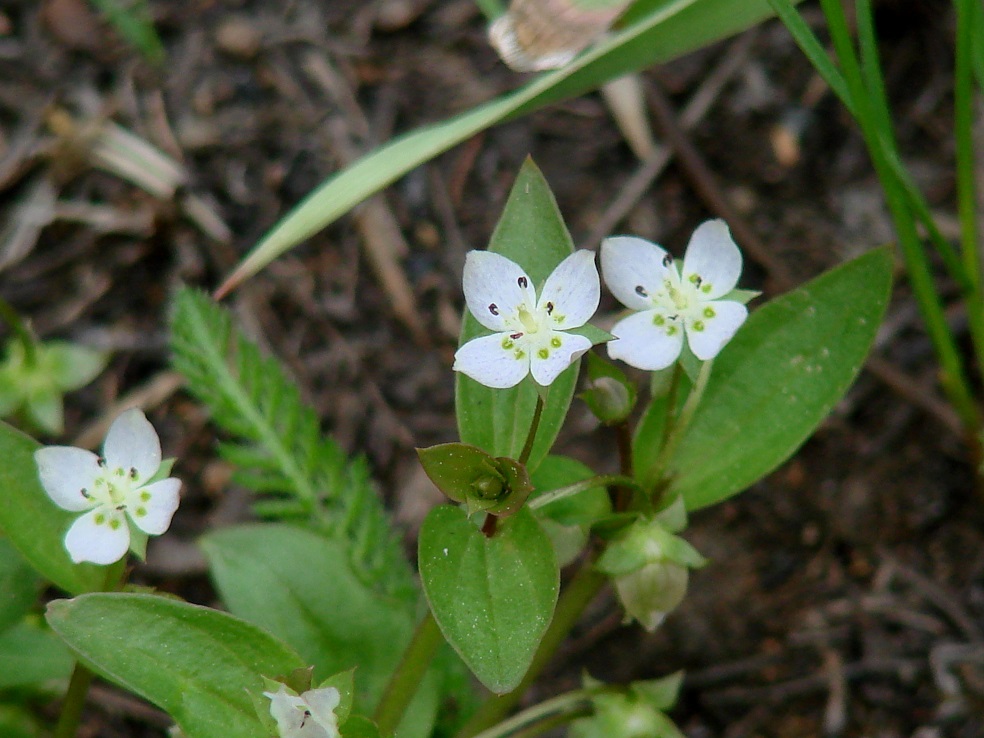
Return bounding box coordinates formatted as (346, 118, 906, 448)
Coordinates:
(46, 593, 305, 738)
(0, 422, 104, 595)
(418, 505, 559, 693)
(648, 247, 893, 509)
(456, 160, 579, 471)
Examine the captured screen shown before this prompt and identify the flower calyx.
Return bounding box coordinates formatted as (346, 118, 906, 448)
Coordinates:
(417, 442, 534, 517)
(578, 353, 637, 425)
(595, 501, 706, 631)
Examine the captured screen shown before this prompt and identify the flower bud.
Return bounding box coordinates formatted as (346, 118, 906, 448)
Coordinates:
(614, 560, 688, 632)
(581, 376, 634, 425)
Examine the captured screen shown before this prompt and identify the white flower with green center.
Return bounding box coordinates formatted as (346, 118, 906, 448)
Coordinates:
(264, 684, 341, 738)
(34, 408, 181, 565)
(601, 219, 748, 370)
(453, 250, 600, 388)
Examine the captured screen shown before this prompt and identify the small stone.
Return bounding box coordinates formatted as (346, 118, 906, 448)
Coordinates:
(215, 17, 262, 59)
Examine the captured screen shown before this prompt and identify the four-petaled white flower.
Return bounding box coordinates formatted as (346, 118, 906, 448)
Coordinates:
(453, 250, 600, 389)
(601, 219, 747, 370)
(264, 684, 341, 738)
(35, 408, 181, 565)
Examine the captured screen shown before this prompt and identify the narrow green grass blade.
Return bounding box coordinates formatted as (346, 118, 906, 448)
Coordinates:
(88, 0, 165, 64)
(218, 0, 787, 295)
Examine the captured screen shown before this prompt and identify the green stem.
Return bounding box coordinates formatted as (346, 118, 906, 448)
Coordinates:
(0, 294, 38, 367)
(954, 0, 984, 387)
(454, 561, 607, 737)
(527, 475, 641, 510)
(373, 611, 444, 736)
(820, 0, 981, 432)
(471, 689, 599, 738)
(652, 360, 713, 483)
(53, 663, 95, 738)
(517, 396, 545, 467)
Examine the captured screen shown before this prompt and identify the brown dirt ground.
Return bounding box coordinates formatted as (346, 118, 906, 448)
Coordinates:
(1, 0, 982, 736)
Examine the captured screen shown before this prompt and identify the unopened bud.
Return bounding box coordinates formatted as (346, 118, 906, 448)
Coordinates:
(581, 376, 634, 424)
(614, 560, 689, 632)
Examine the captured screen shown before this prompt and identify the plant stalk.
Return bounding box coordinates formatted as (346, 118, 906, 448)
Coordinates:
(373, 610, 444, 736)
(518, 396, 545, 466)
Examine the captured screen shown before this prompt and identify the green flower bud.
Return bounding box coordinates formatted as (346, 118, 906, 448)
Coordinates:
(614, 560, 689, 632)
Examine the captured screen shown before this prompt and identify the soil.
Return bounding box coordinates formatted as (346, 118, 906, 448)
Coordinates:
(1, 0, 982, 736)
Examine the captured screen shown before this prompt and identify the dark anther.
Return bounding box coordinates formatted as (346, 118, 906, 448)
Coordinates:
(97, 457, 106, 467)
(80, 488, 90, 499)
(300, 710, 312, 728)
(129, 467, 138, 479)
(546, 301, 554, 315)
(116, 505, 126, 511)
(518, 276, 528, 288)
(694, 276, 703, 288)
(488, 303, 499, 315)
(662, 254, 673, 267)
(510, 332, 523, 340)
(635, 285, 648, 297)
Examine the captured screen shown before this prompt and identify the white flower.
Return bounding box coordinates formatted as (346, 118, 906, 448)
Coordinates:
(34, 408, 181, 565)
(601, 220, 748, 370)
(264, 684, 341, 738)
(453, 250, 600, 388)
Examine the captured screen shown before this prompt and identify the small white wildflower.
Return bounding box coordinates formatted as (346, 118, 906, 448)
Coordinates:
(601, 219, 748, 370)
(34, 408, 181, 565)
(264, 684, 341, 738)
(453, 250, 600, 388)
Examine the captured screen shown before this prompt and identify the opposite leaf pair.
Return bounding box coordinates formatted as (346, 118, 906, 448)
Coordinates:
(453, 219, 748, 389)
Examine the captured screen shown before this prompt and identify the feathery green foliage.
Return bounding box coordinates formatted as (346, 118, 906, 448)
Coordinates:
(169, 287, 414, 600)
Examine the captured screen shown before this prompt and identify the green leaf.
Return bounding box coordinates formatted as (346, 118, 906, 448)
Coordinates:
(658, 247, 893, 509)
(456, 160, 578, 471)
(0, 620, 73, 689)
(219, 0, 790, 292)
(0, 704, 44, 738)
(46, 593, 305, 738)
(170, 287, 414, 601)
(0, 422, 105, 595)
(201, 525, 438, 738)
(418, 505, 559, 693)
(0, 538, 42, 634)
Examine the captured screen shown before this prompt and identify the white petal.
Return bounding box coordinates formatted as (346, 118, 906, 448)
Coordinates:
(607, 310, 684, 371)
(103, 408, 161, 481)
(126, 478, 181, 535)
(462, 251, 536, 332)
(537, 250, 600, 329)
(64, 507, 130, 565)
(266, 687, 309, 735)
(601, 236, 672, 311)
(303, 687, 341, 735)
(529, 332, 591, 387)
(453, 334, 530, 389)
(685, 300, 748, 361)
(681, 220, 742, 299)
(35, 446, 101, 512)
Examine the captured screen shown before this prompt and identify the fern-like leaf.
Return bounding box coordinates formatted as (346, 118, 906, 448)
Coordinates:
(170, 287, 415, 600)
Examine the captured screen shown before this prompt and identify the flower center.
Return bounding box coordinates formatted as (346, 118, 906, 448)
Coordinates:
(518, 304, 540, 334)
(87, 464, 139, 507)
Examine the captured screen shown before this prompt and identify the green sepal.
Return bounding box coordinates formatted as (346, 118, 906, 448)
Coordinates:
(318, 668, 356, 724)
(417, 443, 533, 517)
(722, 288, 760, 305)
(568, 324, 615, 346)
(595, 519, 706, 576)
(341, 715, 382, 738)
